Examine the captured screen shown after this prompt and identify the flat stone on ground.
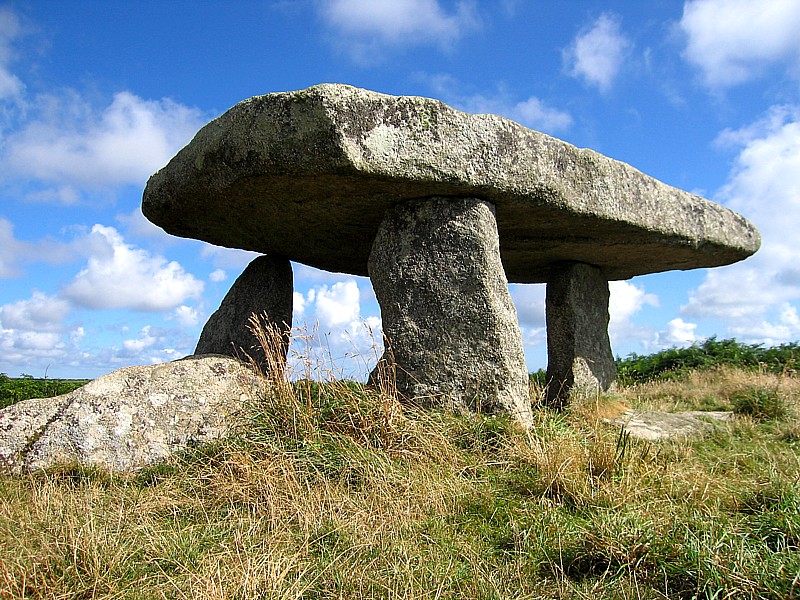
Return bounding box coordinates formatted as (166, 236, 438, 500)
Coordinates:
(606, 409, 734, 441)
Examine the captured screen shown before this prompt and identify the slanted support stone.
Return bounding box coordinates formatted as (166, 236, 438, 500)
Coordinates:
(545, 262, 616, 408)
(195, 254, 293, 375)
(368, 197, 532, 425)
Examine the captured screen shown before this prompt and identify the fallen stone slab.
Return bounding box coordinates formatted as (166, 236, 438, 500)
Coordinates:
(142, 83, 759, 283)
(605, 409, 733, 441)
(0, 355, 264, 474)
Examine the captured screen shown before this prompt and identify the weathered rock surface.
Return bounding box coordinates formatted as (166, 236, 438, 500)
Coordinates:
(195, 254, 293, 373)
(0, 355, 264, 474)
(545, 263, 616, 406)
(606, 410, 733, 441)
(368, 197, 532, 424)
(142, 83, 760, 283)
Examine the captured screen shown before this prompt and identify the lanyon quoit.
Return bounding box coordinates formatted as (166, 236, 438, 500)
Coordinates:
(142, 83, 760, 425)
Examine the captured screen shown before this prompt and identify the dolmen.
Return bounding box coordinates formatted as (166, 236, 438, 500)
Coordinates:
(142, 83, 760, 425)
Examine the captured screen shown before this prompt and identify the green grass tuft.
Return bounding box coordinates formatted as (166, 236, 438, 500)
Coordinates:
(732, 384, 792, 421)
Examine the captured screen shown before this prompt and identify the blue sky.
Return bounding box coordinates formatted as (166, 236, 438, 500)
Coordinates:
(1, 0, 798, 379)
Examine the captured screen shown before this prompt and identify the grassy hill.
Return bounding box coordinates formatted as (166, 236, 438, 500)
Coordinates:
(0, 341, 798, 598)
(0, 373, 90, 410)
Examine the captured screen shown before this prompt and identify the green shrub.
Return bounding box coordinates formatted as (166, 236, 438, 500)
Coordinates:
(529, 368, 547, 388)
(617, 338, 800, 385)
(731, 385, 791, 421)
(0, 374, 90, 409)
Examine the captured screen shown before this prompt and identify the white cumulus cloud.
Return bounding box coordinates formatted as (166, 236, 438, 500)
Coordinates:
(0, 291, 70, 332)
(122, 325, 157, 355)
(609, 280, 659, 346)
(657, 318, 699, 348)
(293, 291, 307, 319)
(564, 13, 631, 92)
(3, 91, 205, 201)
(0, 287, 86, 373)
(312, 280, 361, 326)
(12, 331, 62, 352)
(682, 106, 800, 343)
(680, 0, 800, 88)
(62, 225, 204, 311)
(726, 303, 800, 346)
(0, 327, 68, 367)
(173, 305, 200, 328)
(511, 97, 573, 133)
(292, 279, 382, 373)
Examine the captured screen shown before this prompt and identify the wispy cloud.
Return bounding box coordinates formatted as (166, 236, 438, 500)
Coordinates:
(318, 0, 479, 61)
(421, 75, 572, 134)
(0, 217, 85, 278)
(0, 6, 24, 103)
(564, 13, 631, 92)
(0, 218, 27, 278)
(458, 92, 572, 133)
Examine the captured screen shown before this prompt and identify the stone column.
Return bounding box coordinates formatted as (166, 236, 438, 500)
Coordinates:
(545, 262, 616, 408)
(368, 197, 532, 425)
(195, 254, 293, 376)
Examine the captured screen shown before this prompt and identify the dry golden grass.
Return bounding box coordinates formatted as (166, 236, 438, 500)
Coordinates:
(1, 327, 798, 598)
(624, 364, 800, 413)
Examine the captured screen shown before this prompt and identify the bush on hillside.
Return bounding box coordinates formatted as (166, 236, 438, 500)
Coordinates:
(616, 337, 800, 385)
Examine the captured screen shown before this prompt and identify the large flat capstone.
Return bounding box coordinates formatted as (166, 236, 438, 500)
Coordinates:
(143, 83, 760, 283)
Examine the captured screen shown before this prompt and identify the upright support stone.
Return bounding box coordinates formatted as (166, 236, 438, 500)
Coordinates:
(195, 254, 293, 375)
(545, 262, 616, 407)
(368, 197, 532, 425)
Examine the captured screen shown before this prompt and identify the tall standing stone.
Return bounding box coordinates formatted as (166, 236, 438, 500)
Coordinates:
(545, 262, 616, 407)
(195, 254, 293, 374)
(368, 197, 532, 425)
